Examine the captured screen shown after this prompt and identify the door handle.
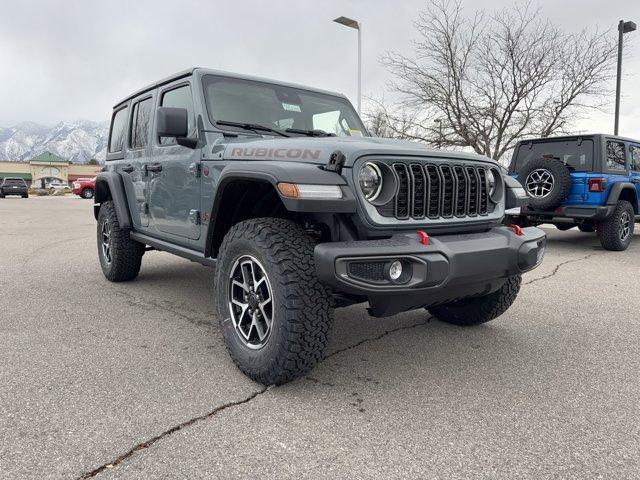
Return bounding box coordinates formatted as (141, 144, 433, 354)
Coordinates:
(121, 164, 134, 173)
(146, 163, 162, 173)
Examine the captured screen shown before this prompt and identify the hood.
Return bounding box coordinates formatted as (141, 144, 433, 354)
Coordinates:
(216, 135, 497, 167)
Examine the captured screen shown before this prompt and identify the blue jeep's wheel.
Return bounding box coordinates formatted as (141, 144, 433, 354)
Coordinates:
(517, 157, 572, 210)
(598, 200, 635, 251)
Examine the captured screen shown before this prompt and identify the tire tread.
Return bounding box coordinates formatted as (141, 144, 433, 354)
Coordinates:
(97, 201, 144, 282)
(428, 275, 522, 326)
(597, 200, 634, 251)
(215, 218, 333, 385)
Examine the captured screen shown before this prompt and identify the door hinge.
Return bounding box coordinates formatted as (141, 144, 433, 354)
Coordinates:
(189, 209, 201, 225)
(188, 162, 201, 178)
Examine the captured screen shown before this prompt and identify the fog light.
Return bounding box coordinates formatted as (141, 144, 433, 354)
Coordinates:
(388, 260, 403, 281)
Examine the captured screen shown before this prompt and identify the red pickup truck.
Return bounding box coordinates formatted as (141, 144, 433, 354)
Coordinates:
(71, 178, 96, 199)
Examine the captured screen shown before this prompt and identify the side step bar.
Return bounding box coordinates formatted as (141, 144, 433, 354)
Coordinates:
(130, 232, 216, 267)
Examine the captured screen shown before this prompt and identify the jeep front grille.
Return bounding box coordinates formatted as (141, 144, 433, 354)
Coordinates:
(377, 162, 490, 220)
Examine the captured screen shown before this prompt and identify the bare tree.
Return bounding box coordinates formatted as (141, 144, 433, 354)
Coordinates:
(373, 1, 618, 160)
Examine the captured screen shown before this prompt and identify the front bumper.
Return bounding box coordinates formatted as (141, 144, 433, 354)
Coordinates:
(314, 226, 546, 317)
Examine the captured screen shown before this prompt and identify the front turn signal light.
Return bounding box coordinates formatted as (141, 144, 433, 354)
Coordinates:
(277, 183, 343, 199)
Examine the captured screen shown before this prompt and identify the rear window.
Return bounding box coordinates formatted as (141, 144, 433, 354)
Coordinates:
(606, 140, 626, 171)
(109, 106, 129, 153)
(130, 97, 153, 149)
(3, 178, 26, 186)
(512, 139, 594, 173)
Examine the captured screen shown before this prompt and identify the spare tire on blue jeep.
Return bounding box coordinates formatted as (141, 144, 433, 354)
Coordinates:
(517, 157, 572, 210)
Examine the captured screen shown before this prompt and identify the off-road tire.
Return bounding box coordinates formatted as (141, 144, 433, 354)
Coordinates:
(517, 157, 572, 210)
(578, 224, 595, 233)
(597, 200, 635, 251)
(215, 218, 333, 385)
(82, 188, 94, 199)
(428, 275, 522, 326)
(97, 201, 145, 281)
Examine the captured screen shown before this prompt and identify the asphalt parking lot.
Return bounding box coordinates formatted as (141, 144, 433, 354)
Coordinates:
(1, 196, 639, 479)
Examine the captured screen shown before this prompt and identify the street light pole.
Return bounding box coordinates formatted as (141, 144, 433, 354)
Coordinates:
(333, 16, 362, 115)
(614, 19, 636, 136)
(357, 24, 362, 116)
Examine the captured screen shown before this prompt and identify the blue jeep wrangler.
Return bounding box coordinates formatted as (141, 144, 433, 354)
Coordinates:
(508, 134, 639, 251)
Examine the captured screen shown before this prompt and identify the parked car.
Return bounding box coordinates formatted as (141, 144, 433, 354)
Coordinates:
(508, 134, 639, 251)
(0, 177, 29, 198)
(46, 181, 69, 193)
(72, 178, 96, 199)
(94, 67, 545, 385)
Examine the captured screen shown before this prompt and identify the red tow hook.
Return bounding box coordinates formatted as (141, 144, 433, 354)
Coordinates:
(510, 224, 525, 237)
(417, 230, 430, 245)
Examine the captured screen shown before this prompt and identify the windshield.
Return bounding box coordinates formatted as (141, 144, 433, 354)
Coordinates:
(511, 138, 594, 173)
(202, 75, 367, 137)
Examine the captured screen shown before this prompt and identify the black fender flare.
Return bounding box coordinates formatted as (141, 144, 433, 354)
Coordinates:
(93, 172, 133, 228)
(606, 182, 638, 211)
(203, 162, 356, 258)
(503, 175, 529, 209)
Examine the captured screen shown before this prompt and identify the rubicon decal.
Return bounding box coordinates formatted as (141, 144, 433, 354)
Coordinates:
(229, 148, 321, 160)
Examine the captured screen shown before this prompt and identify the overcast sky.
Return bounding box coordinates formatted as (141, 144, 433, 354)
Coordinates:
(1, 0, 639, 138)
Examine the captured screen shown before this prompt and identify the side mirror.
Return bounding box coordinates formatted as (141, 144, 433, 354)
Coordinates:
(156, 107, 188, 138)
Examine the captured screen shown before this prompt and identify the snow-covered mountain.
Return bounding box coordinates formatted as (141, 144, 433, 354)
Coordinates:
(0, 120, 108, 164)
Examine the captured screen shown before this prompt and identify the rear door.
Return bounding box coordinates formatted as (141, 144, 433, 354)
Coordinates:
(107, 104, 143, 223)
(126, 94, 155, 227)
(630, 143, 640, 205)
(148, 82, 201, 240)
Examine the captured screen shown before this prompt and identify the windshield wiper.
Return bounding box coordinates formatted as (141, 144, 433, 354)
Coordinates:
(285, 128, 335, 137)
(216, 120, 289, 137)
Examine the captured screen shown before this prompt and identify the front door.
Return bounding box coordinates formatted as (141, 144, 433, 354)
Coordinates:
(148, 82, 201, 240)
(630, 144, 640, 207)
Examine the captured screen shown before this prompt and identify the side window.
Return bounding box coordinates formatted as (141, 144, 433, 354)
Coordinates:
(108, 106, 129, 153)
(130, 97, 153, 149)
(159, 85, 195, 145)
(630, 145, 640, 171)
(606, 140, 626, 171)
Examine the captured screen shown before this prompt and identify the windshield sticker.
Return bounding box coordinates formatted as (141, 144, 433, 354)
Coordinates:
(282, 102, 301, 112)
(349, 129, 363, 137)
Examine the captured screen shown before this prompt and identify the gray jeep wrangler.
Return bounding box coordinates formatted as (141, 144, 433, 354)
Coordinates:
(95, 68, 546, 385)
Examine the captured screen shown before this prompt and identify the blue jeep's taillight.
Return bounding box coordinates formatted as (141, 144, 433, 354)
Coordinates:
(588, 178, 607, 193)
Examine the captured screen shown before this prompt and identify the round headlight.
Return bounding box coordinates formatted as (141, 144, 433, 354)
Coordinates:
(486, 169, 496, 197)
(359, 162, 382, 201)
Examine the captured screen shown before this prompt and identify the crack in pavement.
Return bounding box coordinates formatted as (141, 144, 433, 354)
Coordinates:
(524, 252, 604, 286)
(76, 316, 431, 477)
(325, 318, 431, 360)
(76, 387, 269, 479)
(109, 288, 215, 329)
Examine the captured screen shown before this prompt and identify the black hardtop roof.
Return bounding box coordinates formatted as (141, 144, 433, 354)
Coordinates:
(113, 67, 346, 109)
(516, 133, 640, 146)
